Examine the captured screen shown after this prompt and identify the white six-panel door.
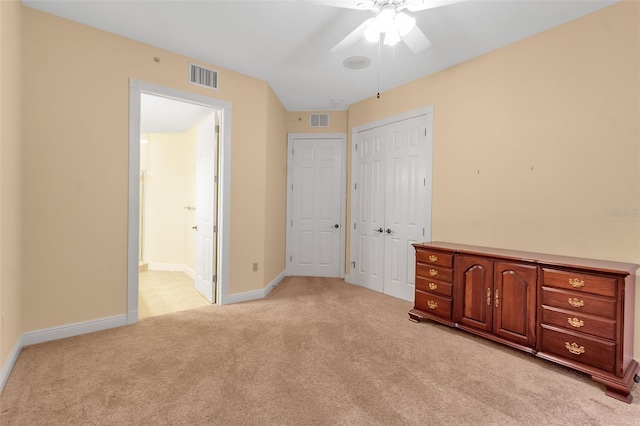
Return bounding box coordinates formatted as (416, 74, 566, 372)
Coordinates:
(383, 116, 428, 301)
(288, 137, 343, 277)
(351, 109, 432, 301)
(352, 127, 386, 293)
(194, 113, 217, 303)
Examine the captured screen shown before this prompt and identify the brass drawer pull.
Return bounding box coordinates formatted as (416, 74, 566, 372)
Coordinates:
(569, 278, 585, 288)
(486, 288, 491, 306)
(567, 317, 584, 328)
(429, 269, 438, 277)
(568, 297, 585, 308)
(427, 300, 438, 310)
(429, 254, 438, 262)
(565, 342, 586, 355)
(495, 288, 500, 308)
(428, 282, 437, 291)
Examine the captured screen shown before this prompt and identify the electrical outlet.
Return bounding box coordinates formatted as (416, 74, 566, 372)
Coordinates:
(252, 262, 258, 272)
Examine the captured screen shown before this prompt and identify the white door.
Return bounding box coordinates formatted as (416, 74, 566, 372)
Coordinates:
(351, 111, 432, 301)
(352, 126, 386, 293)
(194, 113, 217, 302)
(383, 117, 427, 300)
(289, 137, 343, 277)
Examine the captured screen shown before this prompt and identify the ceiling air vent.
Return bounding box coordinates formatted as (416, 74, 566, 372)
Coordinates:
(189, 63, 218, 90)
(310, 113, 329, 128)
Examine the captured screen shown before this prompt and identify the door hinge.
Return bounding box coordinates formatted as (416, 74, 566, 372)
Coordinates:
(213, 274, 217, 283)
(290, 255, 292, 262)
(291, 220, 293, 227)
(424, 178, 426, 186)
(424, 128, 427, 136)
(355, 143, 358, 151)
(213, 225, 217, 233)
(214, 175, 218, 184)
(215, 125, 220, 133)
(423, 228, 425, 236)
(353, 222, 356, 230)
(292, 148, 294, 155)
(354, 183, 357, 190)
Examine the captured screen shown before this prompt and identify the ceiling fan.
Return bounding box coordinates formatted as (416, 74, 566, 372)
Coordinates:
(313, 0, 466, 53)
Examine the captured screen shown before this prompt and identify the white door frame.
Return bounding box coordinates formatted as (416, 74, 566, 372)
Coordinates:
(286, 133, 347, 278)
(348, 105, 434, 289)
(128, 79, 233, 324)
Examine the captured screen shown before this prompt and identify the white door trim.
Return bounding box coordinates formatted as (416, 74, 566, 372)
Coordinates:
(352, 106, 433, 134)
(286, 133, 347, 279)
(349, 106, 434, 295)
(128, 79, 233, 324)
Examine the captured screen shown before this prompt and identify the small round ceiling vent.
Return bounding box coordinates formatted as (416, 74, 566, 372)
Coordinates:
(343, 56, 371, 70)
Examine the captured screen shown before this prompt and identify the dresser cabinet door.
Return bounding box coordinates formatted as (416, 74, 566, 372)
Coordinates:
(493, 261, 537, 348)
(455, 255, 494, 332)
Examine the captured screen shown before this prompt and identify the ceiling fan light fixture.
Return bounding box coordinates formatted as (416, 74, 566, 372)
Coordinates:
(383, 27, 401, 46)
(395, 12, 416, 36)
(364, 22, 381, 42)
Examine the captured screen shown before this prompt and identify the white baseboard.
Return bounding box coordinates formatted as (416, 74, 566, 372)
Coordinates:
(1, 314, 127, 395)
(183, 266, 195, 279)
(22, 314, 128, 346)
(226, 271, 286, 305)
(148, 262, 195, 279)
(0, 336, 23, 394)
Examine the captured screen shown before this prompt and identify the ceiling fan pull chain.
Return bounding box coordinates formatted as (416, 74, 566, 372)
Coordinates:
(377, 38, 381, 99)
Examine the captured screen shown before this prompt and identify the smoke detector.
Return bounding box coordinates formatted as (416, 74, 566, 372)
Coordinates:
(343, 56, 371, 70)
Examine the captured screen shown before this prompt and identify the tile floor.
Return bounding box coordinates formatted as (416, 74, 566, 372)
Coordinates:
(139, 270, 211, 319)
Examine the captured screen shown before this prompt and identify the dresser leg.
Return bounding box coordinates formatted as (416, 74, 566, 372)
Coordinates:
(603, 385, 633, 403)
(408, 310, 423, 322)
(591, 360, 639, 404)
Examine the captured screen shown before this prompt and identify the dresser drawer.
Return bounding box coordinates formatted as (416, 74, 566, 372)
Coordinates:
(415, 249, 453, 268)
(415, 290, 452, 320)
(541, 306, 615, 341)
(540, 325, 615, 373)
(416, 264, 452, 282)
(541, 286, 616, 320)
(416, 276, 452, 297)
(542, 268, 616, 297)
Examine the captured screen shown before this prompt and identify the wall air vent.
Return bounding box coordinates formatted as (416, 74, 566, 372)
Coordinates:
(189, 63, 218, 90)
(310, 113, 329, 128)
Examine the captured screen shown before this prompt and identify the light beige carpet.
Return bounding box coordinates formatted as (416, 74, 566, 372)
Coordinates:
(138, 270, 210, 319)
(1, 276, 639, 425)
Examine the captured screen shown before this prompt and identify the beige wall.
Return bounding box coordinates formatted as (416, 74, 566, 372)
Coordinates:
(21, 7, 287, 331)
(286, 111, 348, 134)
(264, 87, 288, 284)
(348, 2, 640, 354)
(0, 0, 24, 371)
(141, 128, 197, 270)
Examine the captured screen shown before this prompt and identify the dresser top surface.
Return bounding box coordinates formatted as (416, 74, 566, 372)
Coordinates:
(414, 241, 639, 276)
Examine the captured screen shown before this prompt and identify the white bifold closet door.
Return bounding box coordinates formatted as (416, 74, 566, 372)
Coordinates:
(351, 111, 432, 301)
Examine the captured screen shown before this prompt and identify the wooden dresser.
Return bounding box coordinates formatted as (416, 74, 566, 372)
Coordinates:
(409, 242, 639, 403)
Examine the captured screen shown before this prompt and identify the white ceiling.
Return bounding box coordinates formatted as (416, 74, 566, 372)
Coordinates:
(23, 0, 618, 111)
(140, 94, 214, 133)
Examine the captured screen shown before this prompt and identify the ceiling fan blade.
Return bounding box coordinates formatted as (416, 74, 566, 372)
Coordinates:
(405, 0, 467, 12)
(330, 18, 373, 52)
(301, 0, 375, 11)
(400, 25, 432, 53)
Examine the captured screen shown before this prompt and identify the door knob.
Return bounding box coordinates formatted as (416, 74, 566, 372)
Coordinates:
(334, 224, 340, 229)
(385, 228, 392, 234)
(374, 228, 384, 233)
(192, 226, 198, 231)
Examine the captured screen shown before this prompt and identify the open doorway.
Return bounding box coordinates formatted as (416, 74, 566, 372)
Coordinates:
(138, 94, 217, 318)
(128, 80, 232, 324)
